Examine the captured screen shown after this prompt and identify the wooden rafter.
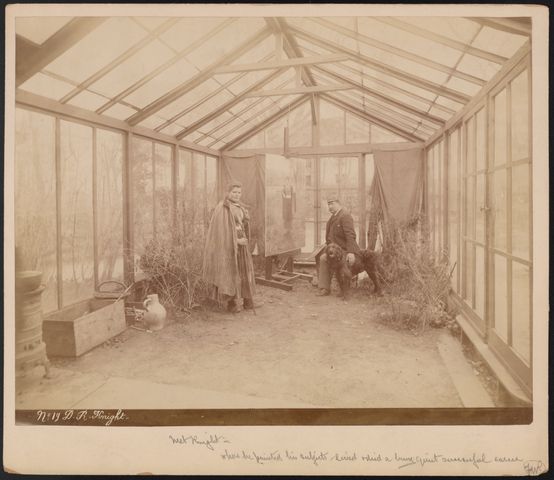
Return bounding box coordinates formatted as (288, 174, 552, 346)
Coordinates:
(126, 28, 271, 126)
(156, 52, 275, 132)
(16, 90, 220, 156)
(329, 91, 436, 137)
(299, 41, 457, 116)
(213, 54, 348, 74)
(311, 18, 486, 87)
(321, 93, 425, 142)
(206, 91, 295, 147)
(289, 25, 471, 104)
(314, 65, 445, 126)
(60, 18, 180, 104)
(246, 84, 353, 97)
(175, 68, 288, 140)
(266, 18, 320, 125)
(16, 17, 107, 87)
(222, 95, 310, 150)
(465, 17, 531, 36)
(375, 17, 509, 65)
(96, 18, 235, 115)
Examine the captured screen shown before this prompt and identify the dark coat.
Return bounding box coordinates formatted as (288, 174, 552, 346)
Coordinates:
(325, 208, 361, 255)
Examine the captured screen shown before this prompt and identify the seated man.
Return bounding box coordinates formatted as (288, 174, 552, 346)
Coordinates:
(317, 196, 361, 296)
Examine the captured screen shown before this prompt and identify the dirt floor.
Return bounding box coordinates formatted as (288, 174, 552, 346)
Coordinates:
(16, 276, 497, 410)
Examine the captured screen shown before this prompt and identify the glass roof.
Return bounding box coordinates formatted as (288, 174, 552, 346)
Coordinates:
(16, 16, 73, 45)
(15, 15, 530, 151)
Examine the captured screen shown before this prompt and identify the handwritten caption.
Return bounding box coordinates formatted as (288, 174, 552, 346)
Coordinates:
(36, 409, 129, 426)
(169, 433, 546, 474)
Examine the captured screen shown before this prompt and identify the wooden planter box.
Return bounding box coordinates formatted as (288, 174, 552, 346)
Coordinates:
(43, 297, 126, 357)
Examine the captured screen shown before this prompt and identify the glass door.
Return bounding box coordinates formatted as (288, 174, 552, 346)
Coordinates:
(488, 60, 532, 396)
(460, 104, 488, 335)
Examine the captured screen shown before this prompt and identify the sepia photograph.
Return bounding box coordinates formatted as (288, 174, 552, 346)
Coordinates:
(3, 3, 548, 475)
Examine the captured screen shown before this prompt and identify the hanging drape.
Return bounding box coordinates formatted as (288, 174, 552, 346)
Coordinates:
(220, 154, 265, 256)
(367, 147, 424, 250)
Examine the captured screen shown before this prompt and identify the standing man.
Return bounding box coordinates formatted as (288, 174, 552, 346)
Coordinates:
(317, 196, 361, 296)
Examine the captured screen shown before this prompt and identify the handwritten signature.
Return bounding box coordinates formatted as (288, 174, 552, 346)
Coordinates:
(523, 460, 547, 476)
(169, 433, 230, 451)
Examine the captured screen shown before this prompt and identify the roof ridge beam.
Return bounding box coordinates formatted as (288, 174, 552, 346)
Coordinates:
(126, 27, 271, 126)
(374, 17, 509, 64)
(289, 25, 471, 104)
(311, 18, 486, 87)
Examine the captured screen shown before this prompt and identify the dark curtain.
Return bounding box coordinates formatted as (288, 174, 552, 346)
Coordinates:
(367, 147, 424, 250)
(221, 155, 266, 256)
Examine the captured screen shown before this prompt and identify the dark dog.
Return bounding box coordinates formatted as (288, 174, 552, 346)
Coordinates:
(325, 243, 382, 299)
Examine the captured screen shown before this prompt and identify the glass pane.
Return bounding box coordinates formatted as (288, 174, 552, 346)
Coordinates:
(448, 130, 459, 291)
(512, 163, 530, 260)
(463, 241, 474, 306)
(265, 117, 286, 149)
(206, 155, 218, 214)
(427, 150, 434, 248)
(154, 143, 173, 243)
(466, 117, 475, 174)
(132, 137, 154, 273)
(475, 245, 485, 319)
(511, 70, 529, 162)
(60, 120, 94, 306)
(476, 108, 486, 171)
(476, 173, 486, 243)
(15, 109, 58, 312)
(96, 129, 124, 284)
(192, 153, 206, 236)
(292, 157, 315, 253)
(512, 262, 531, 363)
(494, 89, 507, 166)
(178, 149, 192, 235)
(346, 112, 370, 144)
(320, 101, 345, 146)
(493, 169, 507, 251)
(494, 254, 508, 341)
(289, 102, 312, 147)
(465, 176, 475, 239)
(371, 125, 407, 143)
(434, 148, 441, 256)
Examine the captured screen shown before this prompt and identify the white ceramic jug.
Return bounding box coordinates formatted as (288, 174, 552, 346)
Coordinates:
(142, 294, 167, 331)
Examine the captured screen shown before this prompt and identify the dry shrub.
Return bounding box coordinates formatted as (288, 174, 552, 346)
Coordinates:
(139, 228, 210, 314)
(378, 217, 458, 334)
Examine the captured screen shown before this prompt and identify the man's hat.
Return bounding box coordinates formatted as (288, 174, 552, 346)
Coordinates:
(326, 195, 340, 204)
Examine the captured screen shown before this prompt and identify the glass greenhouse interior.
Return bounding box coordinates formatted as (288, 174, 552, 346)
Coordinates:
(14, 15, 533, 398)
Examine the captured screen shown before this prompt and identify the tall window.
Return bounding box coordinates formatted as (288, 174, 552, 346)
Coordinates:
(15, 108, 58, 312)
(60, 120, 94, 306)
(96, 128, 124, 284)
(131, 137, 154, 273)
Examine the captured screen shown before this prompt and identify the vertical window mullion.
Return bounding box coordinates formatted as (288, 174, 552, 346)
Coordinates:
(151, 142, 156, 240)
(507, 83, 513, 347)
(55, 117, 63, 310)
(92, 127, 98, 289)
